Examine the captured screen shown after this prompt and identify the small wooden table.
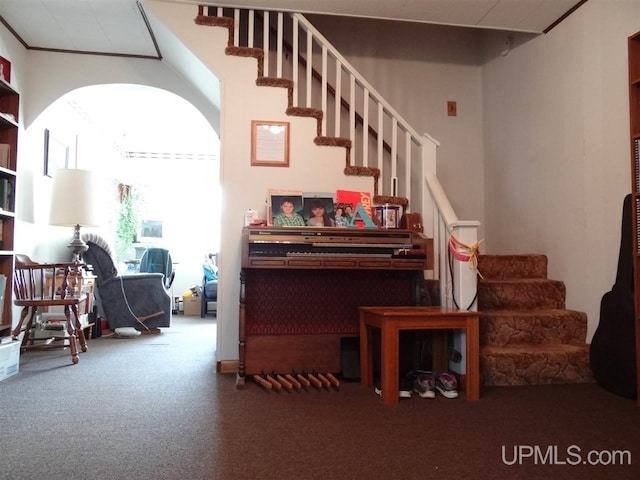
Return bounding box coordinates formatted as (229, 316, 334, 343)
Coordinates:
(359, 306, 480, 405)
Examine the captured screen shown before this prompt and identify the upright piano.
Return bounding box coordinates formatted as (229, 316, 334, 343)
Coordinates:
(238, 226, 433, 386)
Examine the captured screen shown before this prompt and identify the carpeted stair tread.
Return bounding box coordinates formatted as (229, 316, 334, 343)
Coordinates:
(344, 165, 380, 177)
(257, 77, 294, 89)
(477, 253, 592, 387)
(480, 309, 588, 346)
(482, 343, 590, 354)
(286, 106, 323, 118)
(478, 254, 547, 280)
(373, 195, 409, 208)
(478, 278, 566, 310)
(314, 136, 352, 148)
(480, 344, 593, 386)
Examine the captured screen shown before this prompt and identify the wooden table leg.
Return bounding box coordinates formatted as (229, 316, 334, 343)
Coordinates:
(381, 321, 399, 405)
(359, 316, 373, 388)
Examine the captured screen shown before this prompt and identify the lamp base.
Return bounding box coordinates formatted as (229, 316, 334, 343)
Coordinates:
(68, 224, 88, 262)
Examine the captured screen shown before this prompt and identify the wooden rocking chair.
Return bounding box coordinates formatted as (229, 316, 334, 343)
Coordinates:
(12, 255, 90, 365)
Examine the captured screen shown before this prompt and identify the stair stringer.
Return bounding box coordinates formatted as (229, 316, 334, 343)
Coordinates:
(195, 11, 411, 212)
(162, 7, 373, 191)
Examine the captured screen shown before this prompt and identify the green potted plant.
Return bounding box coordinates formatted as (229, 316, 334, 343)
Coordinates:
(115, 183, 140, 261)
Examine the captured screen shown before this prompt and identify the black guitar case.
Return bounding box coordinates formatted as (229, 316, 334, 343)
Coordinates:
(589, 194, 637, 398)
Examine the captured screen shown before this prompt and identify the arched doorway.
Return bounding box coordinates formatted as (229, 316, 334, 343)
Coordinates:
(26, 83, 220, 317)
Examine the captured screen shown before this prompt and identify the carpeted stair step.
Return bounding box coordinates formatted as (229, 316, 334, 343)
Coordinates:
(478, 254, 548, 280)
(477, 253, 593, 387)
(480, 309, 588, 346)
(478, 278, 566, 310)
(480, 344, 594, 386)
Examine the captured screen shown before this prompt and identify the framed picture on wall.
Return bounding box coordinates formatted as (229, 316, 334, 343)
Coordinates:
(44, 129, 69, 177)
(251, 120, 290, 167)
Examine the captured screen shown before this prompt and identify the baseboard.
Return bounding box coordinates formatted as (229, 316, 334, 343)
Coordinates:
(217, 359, 238, 374)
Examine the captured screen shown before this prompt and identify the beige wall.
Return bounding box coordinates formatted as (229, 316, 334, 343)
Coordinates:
(482, 0, 640, 341)
(307, 15, 487, 239)
(144, 1, 375, 362)
(2, 0, 639, 360)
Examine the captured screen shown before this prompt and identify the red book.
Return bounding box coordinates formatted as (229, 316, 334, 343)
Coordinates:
(335, 189, 373, 228)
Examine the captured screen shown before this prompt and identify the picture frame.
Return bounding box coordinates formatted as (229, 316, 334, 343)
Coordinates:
(268, 189, 304, 226)
(251, 120, 290, 167)
(44, 129, 69, 177)
(374, 204, 400, 229)
(303, 193, 335, 227)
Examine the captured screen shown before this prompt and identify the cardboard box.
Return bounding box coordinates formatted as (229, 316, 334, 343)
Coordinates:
(183, 296, 201, 316)
(0, 339, 20, 382)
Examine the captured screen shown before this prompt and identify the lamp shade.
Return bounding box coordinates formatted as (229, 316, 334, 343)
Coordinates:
(49, 168, 102, 227)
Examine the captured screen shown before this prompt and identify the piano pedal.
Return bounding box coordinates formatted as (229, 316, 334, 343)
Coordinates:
(275, 372, 294, 391)
(304, 370, 323, 389)
(284, 373, 302, 390)
(252, 374, 272, 390)
(293, 370, 311, 389)
(315, 371, 332, 389)
(265, 373, 282, 390)
(254, 371, 341, 392)
(326, 373, 341, 389)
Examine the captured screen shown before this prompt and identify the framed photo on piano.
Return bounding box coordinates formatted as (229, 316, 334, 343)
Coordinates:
(268, 189, 304, 226)
(303, 193, 335, 227)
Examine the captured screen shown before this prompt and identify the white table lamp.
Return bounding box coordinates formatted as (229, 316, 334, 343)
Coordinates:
(49, 168, 102, 262)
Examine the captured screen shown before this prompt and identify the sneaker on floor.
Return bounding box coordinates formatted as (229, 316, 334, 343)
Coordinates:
(374, 377, 413, 398)
(399, 376, 413, 398)
(435, 372, 459, 399)
(412, 371, 436, 399)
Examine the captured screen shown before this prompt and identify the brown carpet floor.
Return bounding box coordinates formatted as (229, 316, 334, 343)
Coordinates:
(0, 315, 638, 480)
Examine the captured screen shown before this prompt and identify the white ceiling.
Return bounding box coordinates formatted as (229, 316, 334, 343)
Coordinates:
(0, 0, 586, 58)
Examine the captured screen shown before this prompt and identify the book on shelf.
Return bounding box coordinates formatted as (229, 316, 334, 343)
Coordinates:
(0, 178, 13, 212)
(0, 274, 5, 321)
(0, 144, 9, 169)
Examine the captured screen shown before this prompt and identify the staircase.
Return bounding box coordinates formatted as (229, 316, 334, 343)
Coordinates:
(477, 254, 594, 386)
(193, 6, 429, 213)
(186, 4, 480, 309)
(147, 4, 594, 381)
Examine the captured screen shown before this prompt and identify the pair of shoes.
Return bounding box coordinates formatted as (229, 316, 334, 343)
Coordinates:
(435, 372, 459, 399)
(374, 375, 414, 398)
(412, 371, 436, 399)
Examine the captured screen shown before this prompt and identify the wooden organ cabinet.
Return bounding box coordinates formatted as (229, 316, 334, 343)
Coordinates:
(237, 226, 433, 386)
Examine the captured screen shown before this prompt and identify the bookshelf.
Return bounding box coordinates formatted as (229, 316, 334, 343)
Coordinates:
(628, 31, 640, 405)
(0, 76, 17, 337)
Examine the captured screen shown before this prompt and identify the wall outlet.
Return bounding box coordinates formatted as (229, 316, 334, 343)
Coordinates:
(447, 101, 457, 116)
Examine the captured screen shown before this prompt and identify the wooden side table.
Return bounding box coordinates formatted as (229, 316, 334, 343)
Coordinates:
(359, 306, 480, 405)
